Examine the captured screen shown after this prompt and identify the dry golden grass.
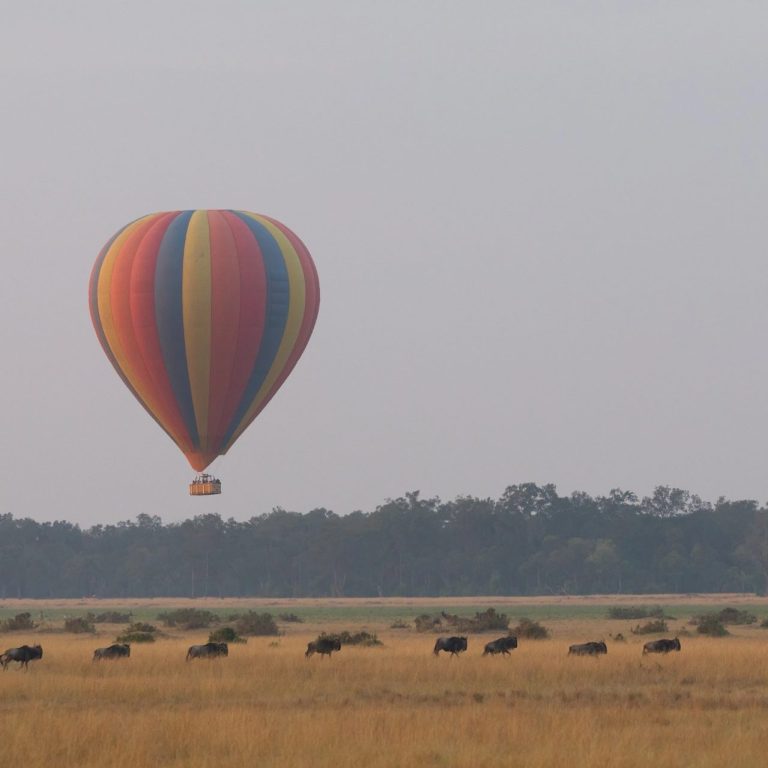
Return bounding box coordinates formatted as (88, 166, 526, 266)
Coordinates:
(1, 615, 768, 768)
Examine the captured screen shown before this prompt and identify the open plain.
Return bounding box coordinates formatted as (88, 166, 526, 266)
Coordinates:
(1, 595, 768, 767)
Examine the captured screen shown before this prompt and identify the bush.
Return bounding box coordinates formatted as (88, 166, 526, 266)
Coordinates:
(89, 611, 132, 624)
(696, 615, 729, 636)
(116, 622, 159, 643)
(233, 612, 279, 637)
(511, 617, 550, 639)
(208, 626, 246, 644)
(631, 619, 669, 635)
(278, 613, 304, 623)
(691, 608, 757, 625)
(390, 619, 410, 629)
(117, 631, 155, 643)
(64, 617, 95, 634)
(319, 630, 382, 647)
(156, 608, 220, 629)
(467, 608, 509, 632)
(127, 622, 157, 633)
(415, 614, 441, 632)
(413, 608, 509, 633)
(1, 613, 36, 631)
(607, 606, 667, 620)
(718, 607, 754, 625)
(343, 630, 381, 646)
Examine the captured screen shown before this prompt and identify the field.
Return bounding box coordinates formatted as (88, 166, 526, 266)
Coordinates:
(1, 595, 768, 767)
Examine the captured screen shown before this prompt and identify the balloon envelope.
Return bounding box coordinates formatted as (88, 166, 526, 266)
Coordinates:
(89, 210, 320, 471)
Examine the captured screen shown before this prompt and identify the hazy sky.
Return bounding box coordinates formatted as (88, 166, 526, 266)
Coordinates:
(2, 1, 767, 526)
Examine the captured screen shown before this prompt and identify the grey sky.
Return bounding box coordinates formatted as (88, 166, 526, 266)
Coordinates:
(1, 1, 767, 525)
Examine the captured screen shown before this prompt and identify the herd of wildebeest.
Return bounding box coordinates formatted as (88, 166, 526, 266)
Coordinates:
(0, 635, 683, 670)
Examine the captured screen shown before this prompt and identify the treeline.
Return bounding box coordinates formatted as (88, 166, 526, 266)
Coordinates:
(2, 484, 768, 598)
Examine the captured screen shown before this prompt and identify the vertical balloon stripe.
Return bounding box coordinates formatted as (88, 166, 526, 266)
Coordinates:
(89, 229, 124, 369)
(212, 211, 267, 451)
(251, 217, 320, 421)
(92, 216, 177, 441)
(89, 225, 164, 429)
(206, 211, 242, 453)
(220, 212, 290, 447)
(222, 213, 307, 450)
(264, 217, 321, 337)
(98, 217, 158, 402)
(96, 218, 149, 369)
(270, 220, 320, 323)
(130, 212, 194, 452)
(110, 217, 174, 427)
(155, 211, 200, 447)
(182, 211, 213, 451)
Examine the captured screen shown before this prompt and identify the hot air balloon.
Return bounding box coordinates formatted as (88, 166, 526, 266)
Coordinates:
(88, 210, 320, 494)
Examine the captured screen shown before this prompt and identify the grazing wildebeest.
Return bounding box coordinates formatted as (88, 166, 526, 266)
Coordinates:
(93, 643, 131, 661)
(568, 641, 607, 657)
(483, 636, 518, 656)
(643, 637, 681, 655)
(305, 637, 341, 658)
(186, 642, 228, 661)
(433, 636, 468, 657)
(1, 644, 43, 670)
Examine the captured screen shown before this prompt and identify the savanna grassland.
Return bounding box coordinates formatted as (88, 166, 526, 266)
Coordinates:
(1, 595, 768, 767)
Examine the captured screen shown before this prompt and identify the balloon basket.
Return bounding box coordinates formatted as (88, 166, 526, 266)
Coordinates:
(189, 474, 222, 496)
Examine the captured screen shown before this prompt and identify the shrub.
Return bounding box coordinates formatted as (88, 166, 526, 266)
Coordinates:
(234, 612, 279, 637)
(1, 613, 36, 631)
(415, 614, 441, 632)
(128, 622, 157, 633)
(208, 626, 246, 644)
(467, 608, 509, 632)
(64, 617, 95, 634)
(696, 615, 729, 636)
(607, 606, 666, 620)
(156, 608, 220, 629)
(278, 613, 304, 623)
(413, 608, 509, 633)
(342, 631, 381, 646)
(318, 630, 382, 647)
(117, 631, 155, 643)
(713, 608, 755, 625)
(89, 611, 132, 624)
(390, 619, 410, 629)
(116, 622, 159, 643)
(632, 619, 669, 635)
(511, 617, 550, 639)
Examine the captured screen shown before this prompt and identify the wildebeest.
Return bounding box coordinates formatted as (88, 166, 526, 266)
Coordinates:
(568, 641, 607, 657)
(186, 642, 228, 661)
(643, 637, 681, 655)
(305, 637, 341, 658)
(433, 636, 468, 657)
(483, 636, 518, 656)
(93, 643, 131, 661)
(1, 644, 43, 670)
